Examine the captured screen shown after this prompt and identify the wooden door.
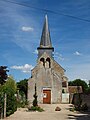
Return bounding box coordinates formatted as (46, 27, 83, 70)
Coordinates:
(43, 90, 51, 104)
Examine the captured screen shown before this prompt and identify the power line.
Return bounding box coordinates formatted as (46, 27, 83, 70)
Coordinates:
(1, 0, 90, 23)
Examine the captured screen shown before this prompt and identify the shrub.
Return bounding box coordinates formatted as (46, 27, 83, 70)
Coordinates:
(17, 100, 28, 108)
(33, 84, 38, 107)
(28, 106, 44, 112)
(6, 94, 17, 116)
(81, 103, 88, 111)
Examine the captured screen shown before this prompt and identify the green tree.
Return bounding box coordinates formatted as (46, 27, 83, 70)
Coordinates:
(85, 87, 90, 94)
(68, 79, 88, 92)
(0, 66, 9, 85)
(4, 76, 17, 94)
(33, 83, 38, 107)
(3, 76, 17, 116)
(17, 79, 28, 99)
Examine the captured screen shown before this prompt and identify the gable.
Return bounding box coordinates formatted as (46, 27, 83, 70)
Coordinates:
(31, 52, 65, 78)
(52, 59, 65, 75)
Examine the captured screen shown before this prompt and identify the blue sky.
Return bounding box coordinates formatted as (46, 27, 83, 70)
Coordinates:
(0, 0, 90, 83)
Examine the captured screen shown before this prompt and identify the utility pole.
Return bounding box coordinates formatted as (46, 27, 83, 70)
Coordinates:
(4, 93, 6, 118)
(0, 66, 9, 119)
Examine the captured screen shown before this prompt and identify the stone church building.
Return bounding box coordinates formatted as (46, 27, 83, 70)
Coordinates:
(28, 15, 68, 104)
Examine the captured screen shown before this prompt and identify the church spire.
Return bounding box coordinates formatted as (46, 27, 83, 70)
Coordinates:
(37, 15, 54, 58)
(40, 15, 52, 47)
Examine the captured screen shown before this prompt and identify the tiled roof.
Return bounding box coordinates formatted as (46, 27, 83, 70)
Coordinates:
(68, 86, 83, 94)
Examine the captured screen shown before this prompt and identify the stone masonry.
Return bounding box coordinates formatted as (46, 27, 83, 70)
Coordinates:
(28, 15, 68, 104)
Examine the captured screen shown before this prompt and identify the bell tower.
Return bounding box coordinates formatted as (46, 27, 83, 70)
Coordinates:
(37, 15, 54, 58)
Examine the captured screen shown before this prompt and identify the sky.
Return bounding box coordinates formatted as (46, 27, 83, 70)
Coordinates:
(0, 0, 90, 83)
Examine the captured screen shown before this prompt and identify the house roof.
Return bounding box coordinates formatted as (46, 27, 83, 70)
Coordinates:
(68, 86, 83, 94)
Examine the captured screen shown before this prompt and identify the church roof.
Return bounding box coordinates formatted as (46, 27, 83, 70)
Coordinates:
(40, 15, 52, 48)
(53, 59, 66, 72)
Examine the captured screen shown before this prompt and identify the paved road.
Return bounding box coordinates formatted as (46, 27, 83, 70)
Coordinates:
(5, 104, 90, 120)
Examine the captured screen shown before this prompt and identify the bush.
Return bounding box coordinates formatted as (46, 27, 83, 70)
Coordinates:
(28, 106, 44, 112)
(33, 84, 38, 107)
(69, 107, 75, 112)
(17, 100, 28, 108)
(6, 94, 17, 116)
(81, 103, 88, 111)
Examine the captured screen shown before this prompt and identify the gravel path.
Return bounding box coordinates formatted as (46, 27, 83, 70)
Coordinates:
(4, 104, 90, 120)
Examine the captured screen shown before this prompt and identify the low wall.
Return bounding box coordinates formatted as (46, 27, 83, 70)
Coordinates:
(81, 94, 90, 108)
(70, 93, 90, 109)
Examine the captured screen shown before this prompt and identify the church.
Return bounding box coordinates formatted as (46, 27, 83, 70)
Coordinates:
(28, 15, 68, 104)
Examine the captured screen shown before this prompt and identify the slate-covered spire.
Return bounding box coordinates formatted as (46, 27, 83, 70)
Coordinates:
(37, 15, 54, 58)
(40, 15, 52, 47)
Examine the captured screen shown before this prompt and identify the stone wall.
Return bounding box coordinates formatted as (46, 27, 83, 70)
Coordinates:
(82, 94, 90, 108)
(28, 53, 68, 104)
(70, 93, 90, 109)
(28, 66, 62, 104)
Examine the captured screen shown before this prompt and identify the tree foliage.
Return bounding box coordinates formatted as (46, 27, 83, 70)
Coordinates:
(4, 76, 17, 94)
(17, 79, 28, 99)
(0, 76, 17, 116)
(0, 66, 9, 85)
(68, 79, 88, 92)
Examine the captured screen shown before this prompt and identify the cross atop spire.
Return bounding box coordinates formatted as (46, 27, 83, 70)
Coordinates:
(40, 15, 52, 47)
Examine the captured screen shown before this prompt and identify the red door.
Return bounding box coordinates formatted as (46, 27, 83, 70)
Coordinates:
(43, 90, 51, 104)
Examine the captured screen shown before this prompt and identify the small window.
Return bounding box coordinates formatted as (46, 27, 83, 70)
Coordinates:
(40, 58, 45, 67)
(46, 58, 51, 68)
(62, 81, 67, 87)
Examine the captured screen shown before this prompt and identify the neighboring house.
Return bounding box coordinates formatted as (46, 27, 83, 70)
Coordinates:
(68, 86, 83, 103)
(28, 15, 68, 104)
(69, 86, 90, 109)
(68, 86, 83, 94)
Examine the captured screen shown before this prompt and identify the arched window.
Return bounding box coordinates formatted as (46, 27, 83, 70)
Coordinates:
(40, 58, 45, 67)
(46, 58, 51, 68)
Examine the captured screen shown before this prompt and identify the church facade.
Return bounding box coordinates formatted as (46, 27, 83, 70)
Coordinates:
(28, 15, 68, 104)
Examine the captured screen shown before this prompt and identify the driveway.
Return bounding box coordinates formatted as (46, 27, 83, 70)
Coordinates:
(5, 104, 90, 120)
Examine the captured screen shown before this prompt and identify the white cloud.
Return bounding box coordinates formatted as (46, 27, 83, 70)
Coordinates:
(33, 50, 38, 54)
(11, 64, 34, 73)
(74, 51, 82, 56)
(21, 26, 34, 32)
(54, 52, 64, 61)
(66, 63, 90, 82)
